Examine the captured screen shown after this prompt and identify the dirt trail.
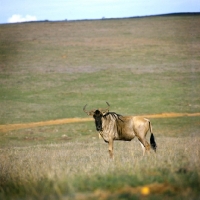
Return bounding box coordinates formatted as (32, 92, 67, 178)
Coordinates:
(0, 112, 200, 133)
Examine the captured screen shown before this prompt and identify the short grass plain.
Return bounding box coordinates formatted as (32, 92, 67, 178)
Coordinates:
(0, 14, 200, 199)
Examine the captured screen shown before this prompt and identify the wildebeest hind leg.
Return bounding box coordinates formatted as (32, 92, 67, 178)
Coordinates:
(138, 140, 145, 156)
(138, 138, 150, 156)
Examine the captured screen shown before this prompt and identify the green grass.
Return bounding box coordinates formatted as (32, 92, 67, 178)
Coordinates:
(0, 14, 200, 199)
(1, 116, 200, 148)
(0, 15, 200, 123)
(0, 70, 199, 124)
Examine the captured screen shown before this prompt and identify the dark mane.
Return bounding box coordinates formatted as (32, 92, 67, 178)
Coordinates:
(103, 112, 124, 122)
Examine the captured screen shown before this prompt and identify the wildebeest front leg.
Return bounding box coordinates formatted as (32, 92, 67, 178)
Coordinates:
(108, 140, 114, 159)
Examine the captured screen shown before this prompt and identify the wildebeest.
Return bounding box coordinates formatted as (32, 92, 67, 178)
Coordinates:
(83, 102, 157, 158)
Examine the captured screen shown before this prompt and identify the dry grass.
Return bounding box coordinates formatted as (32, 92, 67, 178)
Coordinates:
(0, 135, 200, 199)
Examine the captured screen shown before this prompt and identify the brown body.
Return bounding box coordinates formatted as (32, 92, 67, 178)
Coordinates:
(83, 103, 157, 158)
(100, 113, 154, 158)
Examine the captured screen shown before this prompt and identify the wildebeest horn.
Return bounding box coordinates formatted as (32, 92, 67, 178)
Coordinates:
(99, 102, 110, 114)
(106, 102, 110, 108)
(102, 102, 110, 110)
(83, 104, 94, 116)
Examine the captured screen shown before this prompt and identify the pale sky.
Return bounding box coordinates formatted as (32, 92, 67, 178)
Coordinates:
(0, 0, 200, 24)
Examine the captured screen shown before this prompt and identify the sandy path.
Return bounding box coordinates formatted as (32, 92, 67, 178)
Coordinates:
(0, 112, 200, 133)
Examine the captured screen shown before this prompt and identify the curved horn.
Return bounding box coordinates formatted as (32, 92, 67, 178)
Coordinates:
(83, 104, 94, 116)
(106, 102, 110, 108)
(83, 104, 89, 114)
(83, 104, 87, 112)
(102, 102, 110, 110)
(99, 102, 110, 114)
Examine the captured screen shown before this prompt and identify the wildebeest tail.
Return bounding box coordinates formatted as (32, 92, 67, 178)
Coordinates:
(149, 121, 157, 152)
(150, 133, 157, 152)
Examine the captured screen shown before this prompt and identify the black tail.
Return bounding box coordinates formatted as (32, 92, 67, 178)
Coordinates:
(149, 121, 157, 152)
(150, 133, 157, 152)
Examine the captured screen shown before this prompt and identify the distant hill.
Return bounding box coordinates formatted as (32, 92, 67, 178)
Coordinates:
(21, 12, 200, 24)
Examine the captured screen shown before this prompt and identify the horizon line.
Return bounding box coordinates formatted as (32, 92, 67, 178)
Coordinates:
(1, 12, 200, 25)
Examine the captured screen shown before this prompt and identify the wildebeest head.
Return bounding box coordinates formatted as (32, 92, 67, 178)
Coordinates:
(93, 109, 103, 131)
(83, 102, 110, 131)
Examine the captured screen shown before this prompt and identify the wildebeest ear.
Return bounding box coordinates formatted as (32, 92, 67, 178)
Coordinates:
(88, 111, 95, 116)
(101, 109, 109, 116)
(84, 110, 95, 116)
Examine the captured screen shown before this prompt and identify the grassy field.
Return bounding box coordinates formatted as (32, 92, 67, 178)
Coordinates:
(0, 14, 200, 199)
